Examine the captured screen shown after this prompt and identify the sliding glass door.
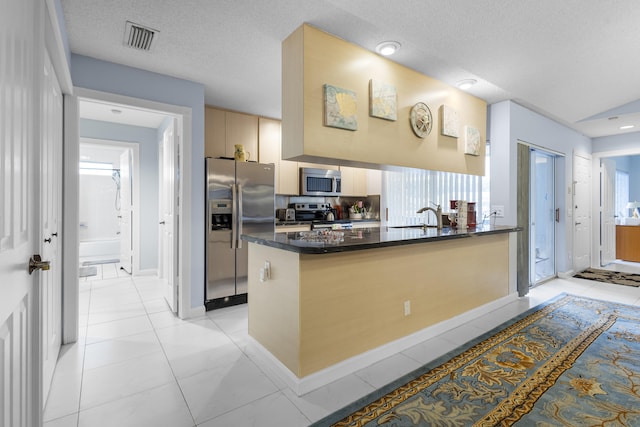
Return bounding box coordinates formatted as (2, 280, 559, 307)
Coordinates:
(530, 150, 556, 284)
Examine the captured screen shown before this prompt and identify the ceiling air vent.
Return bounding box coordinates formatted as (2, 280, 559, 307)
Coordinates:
(124, 21, 158, 51)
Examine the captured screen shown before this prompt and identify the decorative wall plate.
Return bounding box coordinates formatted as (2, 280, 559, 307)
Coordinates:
(410, 102, 432, 138)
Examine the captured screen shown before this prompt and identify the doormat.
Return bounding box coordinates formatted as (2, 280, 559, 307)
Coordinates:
(573, 268, 640, 287)
(82, 258, 120, 266)
(79, 266, 97, 277)
(311, 294, 640, 426)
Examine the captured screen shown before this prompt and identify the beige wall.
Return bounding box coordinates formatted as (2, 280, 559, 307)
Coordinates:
(282, 24, 487, 175)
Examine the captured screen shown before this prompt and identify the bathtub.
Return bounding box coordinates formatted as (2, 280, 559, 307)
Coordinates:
(79, 238, 120, 261)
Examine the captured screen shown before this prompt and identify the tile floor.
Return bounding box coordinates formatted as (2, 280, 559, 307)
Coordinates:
(44, 262, 640, 427)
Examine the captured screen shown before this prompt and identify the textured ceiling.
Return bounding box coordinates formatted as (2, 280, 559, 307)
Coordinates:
(61, 0, 640, 138)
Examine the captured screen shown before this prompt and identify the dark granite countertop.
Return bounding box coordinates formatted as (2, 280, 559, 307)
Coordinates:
(275, 218, 381, 227)
(242, 225, 520, 254)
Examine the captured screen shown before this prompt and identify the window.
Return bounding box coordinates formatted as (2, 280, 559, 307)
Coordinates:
(615, 170, 629, 217)
(382, 158, 487, 226)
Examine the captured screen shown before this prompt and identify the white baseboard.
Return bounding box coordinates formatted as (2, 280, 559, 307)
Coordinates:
(248, 293, 519, 396)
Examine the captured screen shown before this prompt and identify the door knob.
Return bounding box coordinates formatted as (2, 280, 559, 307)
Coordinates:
(52, 232, 58, 237)
(575, 222, 581, 225)
(159, 221, 166, 225)
(29, 254, 50, 275)
(44, 237, 52, 243)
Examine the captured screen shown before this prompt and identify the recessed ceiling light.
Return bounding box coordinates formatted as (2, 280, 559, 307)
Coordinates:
(620, 125, 634, 130)
(456, 79, 477, 90)
(111, 109, 122, 114)
(375, 41, 401, 56)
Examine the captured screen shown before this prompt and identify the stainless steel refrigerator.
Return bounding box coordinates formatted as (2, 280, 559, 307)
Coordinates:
(205, 158, 274, 309)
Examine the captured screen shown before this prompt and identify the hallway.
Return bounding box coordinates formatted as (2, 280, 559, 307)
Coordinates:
(44, 265, 640, 426)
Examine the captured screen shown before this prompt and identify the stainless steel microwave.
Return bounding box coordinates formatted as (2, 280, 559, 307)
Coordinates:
(300, 167, 341, 196)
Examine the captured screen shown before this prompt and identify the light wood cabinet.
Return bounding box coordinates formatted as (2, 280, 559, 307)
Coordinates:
(204, 107, 226, 158)
(258, 117, 299, 195)
(351, 221, 380, 229)
(205, 107, 258, 159)
(298, 162, 338, 171)
(616, 225, 640, 262)
(367, 169, 382, 195)
(275, 224, 311, 233)
(339, 167, 382, 196)
(339, 166, 366, 196)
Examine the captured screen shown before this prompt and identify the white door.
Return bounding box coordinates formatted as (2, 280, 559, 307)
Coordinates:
(159, 119, 179, 312)
(0, 0, 44, 424)
(119, 150, 133, 273)
(40, 49, 63, 404)
(600, 158, 616, 266)
(573, 153, 591, 272)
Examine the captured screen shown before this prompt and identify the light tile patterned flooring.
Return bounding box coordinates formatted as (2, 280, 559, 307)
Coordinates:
(44, 262, 640, 427)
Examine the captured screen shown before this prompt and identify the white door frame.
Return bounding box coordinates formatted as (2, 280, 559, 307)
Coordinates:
(63, 88, 192, 342)
(591, 146, 640, 268)
(79, 139, 140, 273)
(600, 158, 616, 266)
(573, 152, 592, 273)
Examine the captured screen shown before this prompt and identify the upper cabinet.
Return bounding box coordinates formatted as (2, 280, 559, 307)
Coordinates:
(205, 107, 258, 160)
(258, 117, 299, 195)
(340, 167, 382, 196)
(339, 166, 367, 197)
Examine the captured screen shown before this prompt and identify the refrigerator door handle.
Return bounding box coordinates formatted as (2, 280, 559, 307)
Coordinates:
(231, 183, 238, 249)
(237, 184, 243, 249)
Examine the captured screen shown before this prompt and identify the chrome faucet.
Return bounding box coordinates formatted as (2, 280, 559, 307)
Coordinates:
(416, 204, 443, 229)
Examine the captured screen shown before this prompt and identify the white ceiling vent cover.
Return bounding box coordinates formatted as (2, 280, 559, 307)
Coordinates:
(124, 21, 158, 51)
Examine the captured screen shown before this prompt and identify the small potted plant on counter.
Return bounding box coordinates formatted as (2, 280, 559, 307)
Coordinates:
(349, 200, 365, 219)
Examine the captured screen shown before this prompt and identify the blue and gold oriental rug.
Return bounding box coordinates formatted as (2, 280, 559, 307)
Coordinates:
(313, 294, 640, 426)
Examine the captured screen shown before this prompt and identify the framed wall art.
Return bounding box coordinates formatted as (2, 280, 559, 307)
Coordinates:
(324, 84, 357, 131)
(440, 104, 459, 138)
(369, 79, 397, 121)
(464, 125, 481, 156)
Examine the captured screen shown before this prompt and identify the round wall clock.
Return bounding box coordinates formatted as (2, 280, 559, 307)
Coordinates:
(410, 102, 433, 138)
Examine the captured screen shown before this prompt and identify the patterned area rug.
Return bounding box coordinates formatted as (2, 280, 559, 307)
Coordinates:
(313, 295, 640, 426)
(573, 268, 640, 287)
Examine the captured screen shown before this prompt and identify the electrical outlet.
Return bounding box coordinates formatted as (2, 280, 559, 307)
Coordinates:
(404, 300, 411, 316)
(492, 205, 504, 218)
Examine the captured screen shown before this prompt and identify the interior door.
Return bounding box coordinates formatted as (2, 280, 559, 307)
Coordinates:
(119, 149, 133, 273)
(0, 0, 43, 424)
(600, 158, 616, 266)
(160, 119, 178, 312)
(573, 153, 592, 272)
(40, 49, 63, 405)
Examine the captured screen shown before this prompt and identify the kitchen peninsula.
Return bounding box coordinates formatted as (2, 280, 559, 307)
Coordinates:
(243, 225, 519, 394)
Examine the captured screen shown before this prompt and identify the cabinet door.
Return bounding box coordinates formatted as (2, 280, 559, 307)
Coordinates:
(298, 162, 339, 170)
(258, 117, 281, 191)
(279, 159, 299, 195)
(340, 166, 368, 196)
(367, 169, 382, 195)
(205, 107, 226, 158)
(226, 111, 258, 159)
